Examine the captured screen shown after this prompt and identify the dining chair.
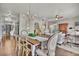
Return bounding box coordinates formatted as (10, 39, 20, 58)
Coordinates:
(15, 35, 31, 56)
(57, 32, 65, 44)
(36, 32, 59, 56)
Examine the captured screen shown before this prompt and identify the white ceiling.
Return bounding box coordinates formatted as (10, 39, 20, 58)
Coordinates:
(0, 3, 79, 19)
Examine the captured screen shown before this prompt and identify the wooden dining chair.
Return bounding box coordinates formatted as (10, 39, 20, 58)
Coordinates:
(0, 33, 31, 56)
(15, 35, 31, 56)
(36, 32, 59, 56)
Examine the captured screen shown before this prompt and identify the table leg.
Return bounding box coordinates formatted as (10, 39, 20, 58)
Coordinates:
(41, 42, 44, 50)
(31, 45, 36, 56)
(41, 41, 46, 50)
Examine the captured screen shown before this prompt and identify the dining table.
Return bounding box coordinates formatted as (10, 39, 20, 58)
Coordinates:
(27, 36, 48, 56)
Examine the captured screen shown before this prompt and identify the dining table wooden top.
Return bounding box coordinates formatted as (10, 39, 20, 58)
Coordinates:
(27, 34, 49, 46)
(27, 37, 40, 46)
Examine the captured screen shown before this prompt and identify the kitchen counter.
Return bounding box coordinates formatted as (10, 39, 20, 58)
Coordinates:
(56, 44, 79, 56)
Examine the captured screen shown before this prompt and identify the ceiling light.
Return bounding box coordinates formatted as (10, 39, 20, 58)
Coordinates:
(5, 17, 12, 21)
(27, 11, 30, 15)
(27, 27, 30, 30)
(56, 18, 58, 20)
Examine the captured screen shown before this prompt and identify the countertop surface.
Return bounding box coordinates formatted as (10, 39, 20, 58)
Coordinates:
(57, 44, 79, 55)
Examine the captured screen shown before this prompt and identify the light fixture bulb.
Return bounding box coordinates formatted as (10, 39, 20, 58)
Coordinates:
(56, 18, 58, 20)
(27, 11, 30, 15)
(27, 27, 30, 30)
(5, 17, 12, 21)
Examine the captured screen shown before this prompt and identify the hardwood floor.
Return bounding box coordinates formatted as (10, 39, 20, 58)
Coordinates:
(0, 34, 17, 56)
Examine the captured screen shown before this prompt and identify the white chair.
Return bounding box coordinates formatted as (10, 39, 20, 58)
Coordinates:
(57, 32, 65, 44)
(36, 32, 59, 56)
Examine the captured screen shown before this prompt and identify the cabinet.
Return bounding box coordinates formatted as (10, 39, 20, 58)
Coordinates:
(59, 23, 68, 33)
